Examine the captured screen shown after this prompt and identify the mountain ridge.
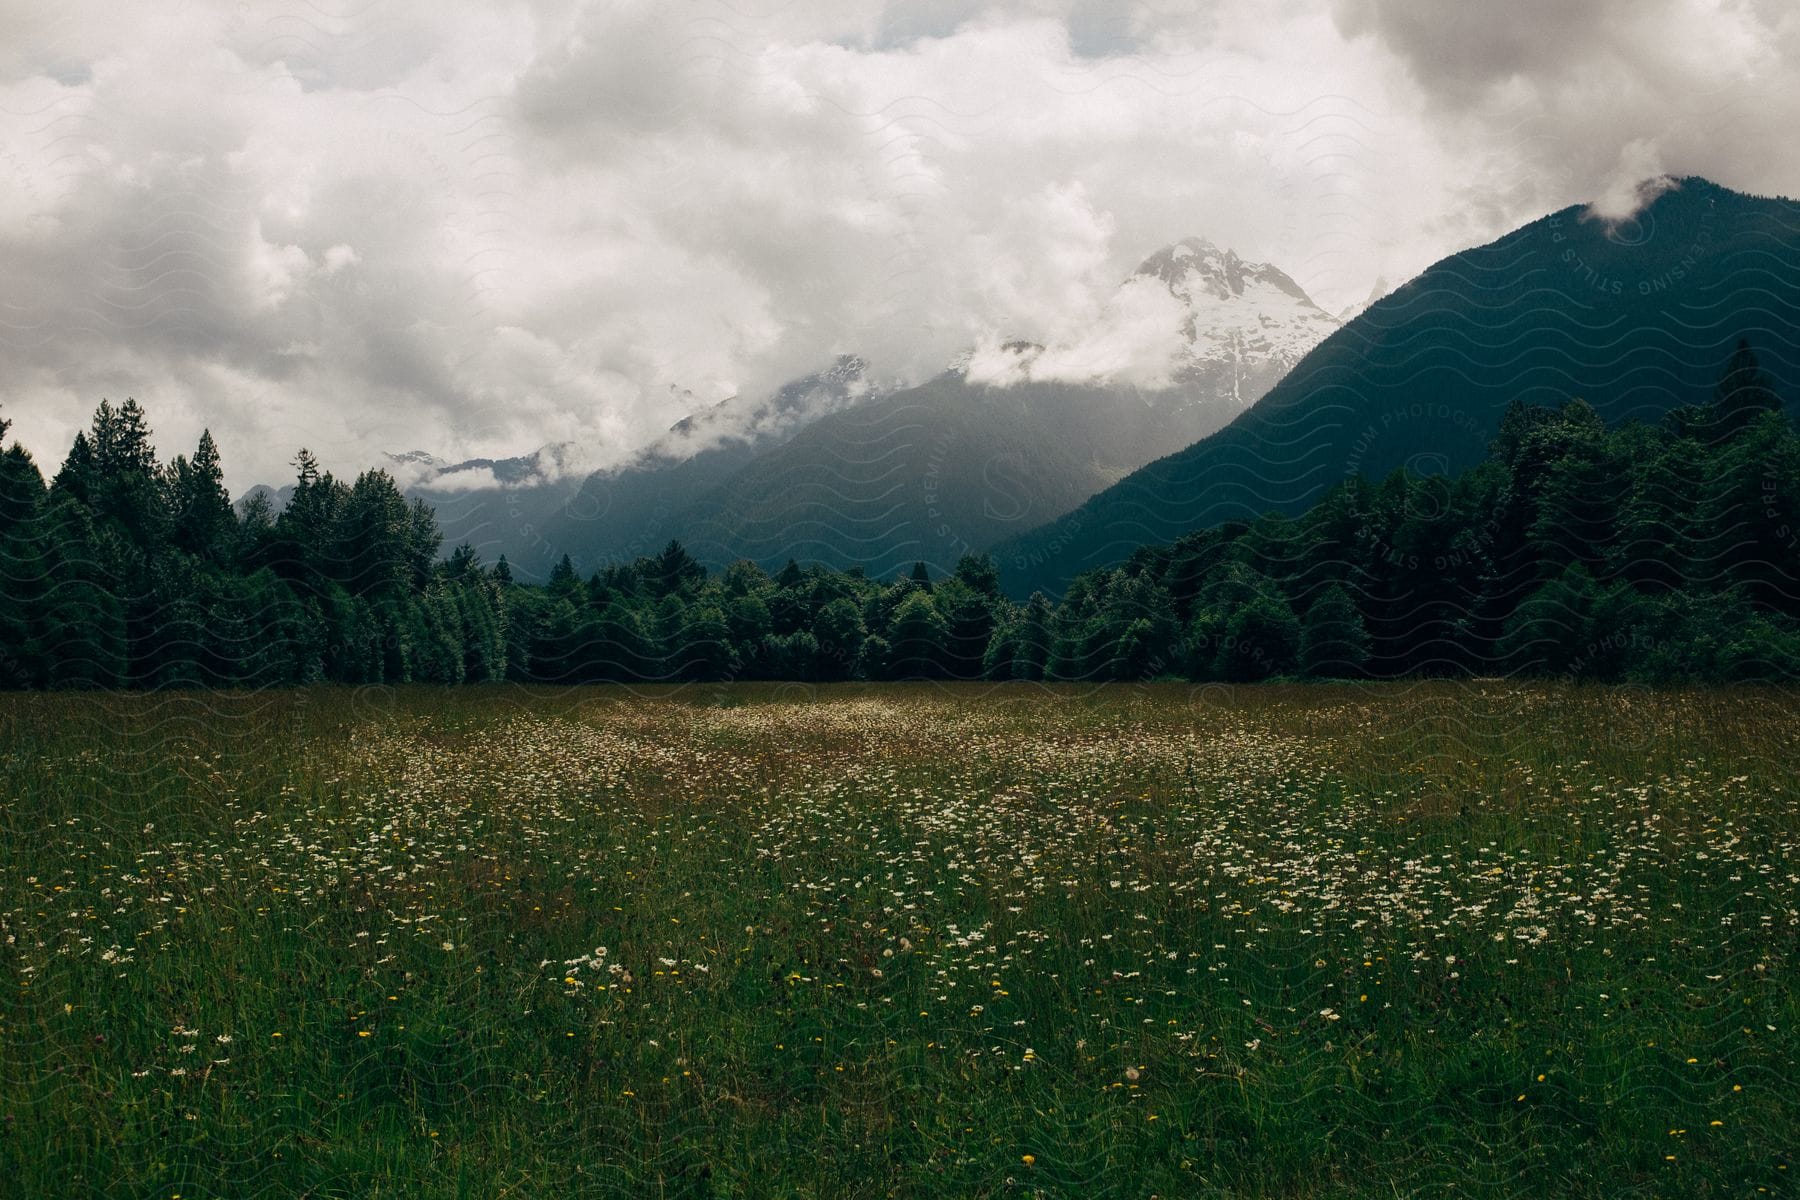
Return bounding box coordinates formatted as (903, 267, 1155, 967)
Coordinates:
(990, 176, 1800, 598)
(659, 236, 1341, 577)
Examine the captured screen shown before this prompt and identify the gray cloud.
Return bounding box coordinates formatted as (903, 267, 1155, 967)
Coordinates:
(1333, 0, 1800, 219)
(0, 0, 1795, 492)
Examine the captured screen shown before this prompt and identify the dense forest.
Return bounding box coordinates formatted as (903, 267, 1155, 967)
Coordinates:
(1, 338, 1798, 688)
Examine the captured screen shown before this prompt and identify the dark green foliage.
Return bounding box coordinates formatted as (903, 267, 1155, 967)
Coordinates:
(1499, 564, 1600, 674)
(0, 443, 49, 686)
(0, 401, 508, 691)
(1051, 345, 1800, 684)
(1300, 585, 1371, 678)
(885, 589, 949, 679)
(165, 430, 233, 561)
(1713, 338, 1782, 435)
(813, 597, 866, 681)
(12, 341, 1800, 690)
(1217, 594, 1301, 682)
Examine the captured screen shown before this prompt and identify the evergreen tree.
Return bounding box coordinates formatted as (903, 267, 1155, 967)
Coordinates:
(673, 602, 736, 681)
(940, 583, 997, 680)
(235, 489, 277, 571)
(87, 397, 165, 548)
(980, 617, 1020, 681)
(650, 540, 705, 598)
(52, 432, 97, 506)
(166, 429, 234, 561)
(952, 553, 1002, 599)
(591, 600, 649, 681)
(1299, 584, 1372, 678)
(813, 597, 866, 681)
(1011, 593, 1053, 681)
(1498, 563, 1601, 675)
(445, 543, 482, 580)
(0, 445, 48, 686)
(333, 470, 416, 596)
(1217, 594, 1300, 682)
(886, 590, 948, 679)
(854, 634, 891, 681)
(547, 553, 580, 597)
(38, 491, 127, 689)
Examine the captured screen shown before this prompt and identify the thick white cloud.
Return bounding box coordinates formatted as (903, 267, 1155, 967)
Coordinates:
(0, 0, 1795, 490)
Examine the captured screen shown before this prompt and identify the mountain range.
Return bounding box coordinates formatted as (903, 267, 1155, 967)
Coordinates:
(993, 177, 1800, 596)
(248, 235, 1343, 581)
(536, 354, 879, 578)
(658, 238, 1340, 578)
(240, 177, 1800, 598)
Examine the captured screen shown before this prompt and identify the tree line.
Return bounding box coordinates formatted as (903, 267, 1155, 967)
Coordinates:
(0, 400, 504, 688)
(1, 339, 1797, 689)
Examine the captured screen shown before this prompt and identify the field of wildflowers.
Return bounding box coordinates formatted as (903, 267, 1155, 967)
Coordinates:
(2, 683, 1795, 1197)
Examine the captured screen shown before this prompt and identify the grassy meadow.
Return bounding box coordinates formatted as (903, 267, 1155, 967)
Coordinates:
(1, 682, 1796, 1197)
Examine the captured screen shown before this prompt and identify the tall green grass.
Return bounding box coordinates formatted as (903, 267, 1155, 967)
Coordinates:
(1, 683, 1795, 1197)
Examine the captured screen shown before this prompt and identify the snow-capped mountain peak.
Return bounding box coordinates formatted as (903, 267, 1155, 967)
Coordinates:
(1133, 237, 1308, 302)
(386, 449, 450, 472)
(950, 237, 1337, 397)
(1130, 236, 1341, 380)
(645, 353, 874, 467)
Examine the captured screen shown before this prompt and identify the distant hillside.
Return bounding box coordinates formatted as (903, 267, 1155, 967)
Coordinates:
(992, 178, 1800, 598)
(541, 355, 876, 575)
(667, 239, 1340, 577)
(236, 358, 877, 582)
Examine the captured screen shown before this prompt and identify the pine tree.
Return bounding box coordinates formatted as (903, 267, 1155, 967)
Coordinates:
(547, 553, 579, 596)
(52, 432, 97, 506)
(167, 430, 234, 560)
(333, 470, 415, 596)
(38, 491, 127, 689)
(446, 543, 481, 580)
(88, 397, 165, 549)
(0, 445, 48, 686)
(650, 540, 704, 598)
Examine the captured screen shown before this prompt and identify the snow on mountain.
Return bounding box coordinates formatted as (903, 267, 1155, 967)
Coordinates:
(960, 237, 1340, 403)
(383, 443, 594, 493)
(535, 355, 885, 573)
(629, 353, 874, 470)
(1135, 236, 1343, 382)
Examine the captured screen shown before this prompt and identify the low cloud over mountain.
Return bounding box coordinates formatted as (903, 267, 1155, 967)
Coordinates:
(2, 1, 1797, 493)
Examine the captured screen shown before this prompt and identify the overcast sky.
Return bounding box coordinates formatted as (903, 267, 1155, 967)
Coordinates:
(2, 0, 1797, 490)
